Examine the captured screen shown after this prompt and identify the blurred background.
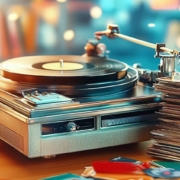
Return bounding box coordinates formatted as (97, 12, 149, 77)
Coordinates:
(0, 0, 180, 70)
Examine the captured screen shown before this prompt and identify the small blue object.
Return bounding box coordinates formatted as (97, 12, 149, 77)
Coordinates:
(144, 168, 180, 178)
(42, 173, 98, 180)
(42, 173, 86, 180)
(22, 89, 72, 105)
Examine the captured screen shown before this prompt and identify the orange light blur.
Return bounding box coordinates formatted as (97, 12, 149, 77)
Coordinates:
(150, 0, 179, 10)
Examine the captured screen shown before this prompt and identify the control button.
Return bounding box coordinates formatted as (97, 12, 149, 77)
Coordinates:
(66, 122, 77, 132)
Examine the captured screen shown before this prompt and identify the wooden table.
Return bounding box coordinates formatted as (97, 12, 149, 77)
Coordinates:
(0, 139, 155, 180)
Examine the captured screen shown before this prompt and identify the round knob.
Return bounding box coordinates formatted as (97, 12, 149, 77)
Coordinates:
(66, 122, 77, 132)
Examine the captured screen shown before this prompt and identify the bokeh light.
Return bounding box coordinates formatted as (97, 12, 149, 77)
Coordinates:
(56, 0, 67, 2)
(41, 6, 59, 25)
(148, 23, 156, 28)
(8, 13, 19, 21)
(176, 36, 180, 48)
(90, 6, 102, 19)
(63, 30, 75, 41)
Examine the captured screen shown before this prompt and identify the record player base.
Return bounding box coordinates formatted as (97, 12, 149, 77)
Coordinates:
(0, 107, 156, 158)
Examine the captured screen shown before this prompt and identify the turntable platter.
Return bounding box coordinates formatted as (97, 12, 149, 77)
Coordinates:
(0, 55, 138, 97)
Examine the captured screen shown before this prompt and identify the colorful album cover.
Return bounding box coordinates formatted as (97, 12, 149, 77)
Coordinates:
(42, 173, 98, 180)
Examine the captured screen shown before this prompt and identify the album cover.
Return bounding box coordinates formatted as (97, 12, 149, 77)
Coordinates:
(42, 173, 99, 180)
(147, 149, 180, 162)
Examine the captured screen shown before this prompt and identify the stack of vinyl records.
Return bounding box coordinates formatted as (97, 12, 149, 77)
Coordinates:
(147, 76, 180, 162)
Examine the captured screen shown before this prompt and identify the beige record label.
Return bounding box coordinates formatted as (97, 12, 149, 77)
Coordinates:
(42, 62, 84, 70)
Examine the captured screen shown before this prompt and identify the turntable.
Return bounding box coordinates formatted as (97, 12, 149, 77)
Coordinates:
(1, 24, 178, 158)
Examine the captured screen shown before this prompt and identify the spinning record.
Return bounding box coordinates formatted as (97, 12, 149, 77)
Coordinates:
(0, 55, 128, 85)
(0, 55, 138, 97)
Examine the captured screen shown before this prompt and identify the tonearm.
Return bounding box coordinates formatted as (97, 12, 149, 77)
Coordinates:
(94, 24, 180, 83)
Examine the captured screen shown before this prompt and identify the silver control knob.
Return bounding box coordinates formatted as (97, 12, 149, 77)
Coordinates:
(66, 122, 77, 132)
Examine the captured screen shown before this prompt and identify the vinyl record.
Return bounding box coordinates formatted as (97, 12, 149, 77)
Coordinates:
(0, 55, 128, 85)
(0, 55, 138, 97)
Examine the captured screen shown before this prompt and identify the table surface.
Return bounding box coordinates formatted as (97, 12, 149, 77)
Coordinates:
(0, 139, 156, 180)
